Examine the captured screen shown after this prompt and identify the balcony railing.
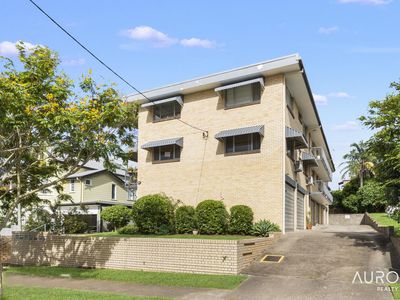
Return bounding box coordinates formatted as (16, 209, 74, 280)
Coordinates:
(310, 147, 333, 181)
(311, 180, 333, 203)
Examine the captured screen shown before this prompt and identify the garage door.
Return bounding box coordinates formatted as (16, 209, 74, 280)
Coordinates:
(285, 183, 295, 232)
(296, 192, 305, 230)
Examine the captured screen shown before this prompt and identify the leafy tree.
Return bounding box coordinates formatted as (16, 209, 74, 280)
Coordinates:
(340, 141, 375, 187)
(357, 181, 387, 212)
(342, 194, 360, 213)
(0, 42, 138, 230)
(360, 81, 400, 204)
(101, 205, 131, 231)
(331, 190, 345, 213)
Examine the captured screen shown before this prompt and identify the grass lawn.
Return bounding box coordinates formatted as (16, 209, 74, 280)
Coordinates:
(6, 266, 247, 290)
(3, 286, 169, 300)
(390, 283, 400, 299)
(81, 232, 256, 240)
(369, 213, 400, 236)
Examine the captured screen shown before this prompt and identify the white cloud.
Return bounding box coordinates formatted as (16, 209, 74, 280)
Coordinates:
(313, 94, 328, 105)
(327, 92, 352, 98)
(318, 26, 339, 35)
(61, 58, 85, 66)
(121, 26, 217, 49)
(180, 38, 216, 48)
(333, 121, 360, 131)
(122, 26, 177, 47)
(0, 41, 38, 56)
(338, 0, 392, 5)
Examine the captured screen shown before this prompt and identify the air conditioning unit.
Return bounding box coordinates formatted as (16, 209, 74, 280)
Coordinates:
(294, 160, 303, 173)
(306, 176, 314, 185)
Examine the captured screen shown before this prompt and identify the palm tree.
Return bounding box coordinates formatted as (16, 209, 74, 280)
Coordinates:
(340, 141, 375, 187)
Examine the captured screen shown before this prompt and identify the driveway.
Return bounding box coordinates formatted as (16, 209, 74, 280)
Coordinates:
(227, 225, 396, 300)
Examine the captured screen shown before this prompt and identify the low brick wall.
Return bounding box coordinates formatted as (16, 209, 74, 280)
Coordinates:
(0, 237, 11, 263)
(8, 232, 280, 275)
(329, 213, 365, 225)
(364, 213, 394, 239)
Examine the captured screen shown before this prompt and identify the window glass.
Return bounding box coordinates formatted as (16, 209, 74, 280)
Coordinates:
(153, 145, 181, 161)
(153, 102, 181, 121)
(225, 133, 261, 154)
(234, 134, 251, 152)
(111, 184, 116, 200)
(225, 83, 260, 107)
(225, 136, 234, 153)
(70, 179, 75, 192)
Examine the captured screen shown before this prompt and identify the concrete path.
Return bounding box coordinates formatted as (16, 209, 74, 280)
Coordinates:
(229, 225, 396, 299)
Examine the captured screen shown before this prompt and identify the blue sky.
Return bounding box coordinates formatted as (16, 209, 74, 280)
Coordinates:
(1, 0, 399, 188)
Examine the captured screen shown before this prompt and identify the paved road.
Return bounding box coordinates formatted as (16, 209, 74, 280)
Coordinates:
(6, 225, 397, 300)
(228, 225, 396, 300)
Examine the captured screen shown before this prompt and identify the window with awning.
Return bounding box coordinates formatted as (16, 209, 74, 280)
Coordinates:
(141, 96, 183, 121)
(215, 78, 264, 108)
(141, 137, 183, 162)
(215, 125, 264, 154)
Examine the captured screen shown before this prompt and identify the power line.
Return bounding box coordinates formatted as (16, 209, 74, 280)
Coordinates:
(27, 0, 208, 134)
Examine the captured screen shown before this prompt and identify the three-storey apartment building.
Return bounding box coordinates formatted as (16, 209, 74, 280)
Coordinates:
(127, 54, 334, 233)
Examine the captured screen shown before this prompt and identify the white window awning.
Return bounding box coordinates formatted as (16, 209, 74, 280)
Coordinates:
(141, 96, 183, 108)
(214, 77, 264, 93)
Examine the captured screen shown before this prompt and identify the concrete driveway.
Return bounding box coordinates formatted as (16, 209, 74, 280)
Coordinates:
(227, 225, 397, 300)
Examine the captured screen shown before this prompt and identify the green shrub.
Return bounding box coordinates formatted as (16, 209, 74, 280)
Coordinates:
(195, 200, 228, 234)
(117, 224, 138, 235)
(24, 208, 51, 231)
(63, 215, 88, 234)
(101, 205, 131, 231)
(229, 205, 254, 235)
(175, 205, 196, 233)
(131, 194, 175, 234)
(251, 219, 280, 237)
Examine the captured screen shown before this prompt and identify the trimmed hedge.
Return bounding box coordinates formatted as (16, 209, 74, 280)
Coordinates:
(131, 194, 175, 234)
(195, 200, 228, 234)
(229, 205, 254, 235)
(117, 224, 138, 235)
(100, 205, 131, 231)
(175, 205, 196, 234)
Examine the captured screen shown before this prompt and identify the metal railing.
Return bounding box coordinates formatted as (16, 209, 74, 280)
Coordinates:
(310, 147, 333, 180)
(313, 180, 333, 203)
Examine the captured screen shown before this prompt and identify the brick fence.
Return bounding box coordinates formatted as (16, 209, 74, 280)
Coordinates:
(7, 232, 281, 275)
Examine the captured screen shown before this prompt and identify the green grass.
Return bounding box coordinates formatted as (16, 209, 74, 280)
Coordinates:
(6, 266, 247, 290)
(369, 213, 400, 236)
(3, 286, 169, 300)
(390, 283, 400, 299)
(82, 232, 255, 240)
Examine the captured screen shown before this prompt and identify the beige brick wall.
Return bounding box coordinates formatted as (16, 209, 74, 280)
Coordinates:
(9, 232, 280, 275)
(138, 75, 285, 227)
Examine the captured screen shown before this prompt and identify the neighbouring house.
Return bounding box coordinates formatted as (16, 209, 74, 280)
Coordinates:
(38, 160, 137, 232)
(126, 54, 335, 233)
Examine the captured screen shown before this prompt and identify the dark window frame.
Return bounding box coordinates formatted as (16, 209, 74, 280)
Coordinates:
(224, 133, 261, 154)
(111, 183, 116, 200)
(153, 101, 181, 122)
(153, 144, 181, 162)
(224, 83, 261, 109)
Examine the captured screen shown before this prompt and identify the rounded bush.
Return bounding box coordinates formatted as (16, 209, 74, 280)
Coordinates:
(131, 194, 175, 234)
(195, 200, 228, 234)
(175, 205, 196, 233)
(101, 205, 131, 231)
(229, 205, 254, 235)
(117, 224, 138, 235)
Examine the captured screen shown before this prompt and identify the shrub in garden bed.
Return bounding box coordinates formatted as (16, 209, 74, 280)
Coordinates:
(196, 200, 228, 234)
(251, 219, 281, 237)
(175, 205, 196, 234)
(229, 205, 254, 235)
(101, 205, 131, 231)
(132, 194, 176, 234)
(117, 224, 138, 235)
